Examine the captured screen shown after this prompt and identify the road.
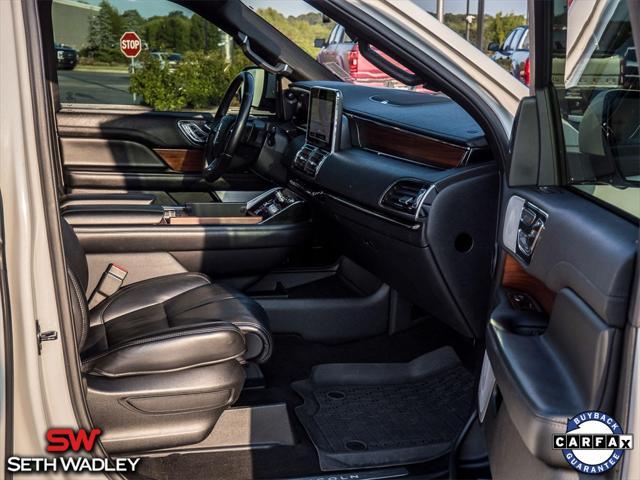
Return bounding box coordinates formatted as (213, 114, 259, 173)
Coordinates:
(58, 70, 141, 105)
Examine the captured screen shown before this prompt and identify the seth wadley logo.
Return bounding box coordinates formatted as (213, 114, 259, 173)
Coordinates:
(6, 428, 140, 473)
(553, 411, 633, 474)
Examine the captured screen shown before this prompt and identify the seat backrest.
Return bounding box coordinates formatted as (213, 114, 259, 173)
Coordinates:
(61, 218, 89, 348)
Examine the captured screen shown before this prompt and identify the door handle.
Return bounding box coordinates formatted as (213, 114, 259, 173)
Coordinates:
(516, 204, 547, 262)
(177, 120, 210, 147)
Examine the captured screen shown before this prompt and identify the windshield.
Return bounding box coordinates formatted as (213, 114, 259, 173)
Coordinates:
(241, 0, 429, 91)
(241, 1, 334, 57)
(241, 0, 535, 94)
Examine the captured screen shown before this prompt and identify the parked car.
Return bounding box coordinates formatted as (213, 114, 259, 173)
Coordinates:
(488, 25, 530, 84)
(167, 52, 183, 68)
(129, 51, 170, 73)
(54, 42, 77, 70)
(315, 23, 424, 90)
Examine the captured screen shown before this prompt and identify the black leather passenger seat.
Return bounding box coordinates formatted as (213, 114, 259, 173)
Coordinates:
(83, 273, 272, 371)
(60, 219, 272, 453)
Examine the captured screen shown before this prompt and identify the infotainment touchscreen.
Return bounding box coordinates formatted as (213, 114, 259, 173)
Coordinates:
(307, 87, 341, 151)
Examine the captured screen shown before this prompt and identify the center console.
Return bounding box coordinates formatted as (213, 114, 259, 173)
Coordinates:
(163, 188, 305, 225)
(62, 188, 306, 227)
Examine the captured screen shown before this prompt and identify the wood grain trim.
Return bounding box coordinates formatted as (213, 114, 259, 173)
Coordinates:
(502, 253, 556, 314)
(352, 117, 468, 168)
(154, 149, 203, 172)
(168, 216, 263, 225)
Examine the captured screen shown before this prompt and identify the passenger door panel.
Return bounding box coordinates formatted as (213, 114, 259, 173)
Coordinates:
(485, 186, 636, 469)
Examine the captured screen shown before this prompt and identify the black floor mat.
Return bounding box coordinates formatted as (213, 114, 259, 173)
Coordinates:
(292, 347, 474, 472)
(137, 325, 475, 480)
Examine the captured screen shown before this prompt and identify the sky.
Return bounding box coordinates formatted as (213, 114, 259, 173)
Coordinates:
(239, 0, 527, 17)
(81, 0, 527, 19)
(413, 0, 527, 16)
(82, 0, 193, 17)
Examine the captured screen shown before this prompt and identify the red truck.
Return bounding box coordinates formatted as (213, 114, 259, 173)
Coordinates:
(316, 24, 428, 90)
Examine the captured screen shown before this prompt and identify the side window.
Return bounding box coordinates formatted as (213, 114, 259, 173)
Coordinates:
(52, 0, 251, 110)
(520, 29, 530, 50)
(327, 26, 339, 45)
(331, 26, 344, 45)
(508, 28, 524, 50)
(552, 0, 639, 218)
(502, 30, 516, 50)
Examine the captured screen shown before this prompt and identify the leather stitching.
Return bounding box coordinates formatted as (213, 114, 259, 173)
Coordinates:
(67, 267, 88, 347)
(96, 273, 211, 323)
(82, 324, 243, 365)
(90, 355, 245, 378)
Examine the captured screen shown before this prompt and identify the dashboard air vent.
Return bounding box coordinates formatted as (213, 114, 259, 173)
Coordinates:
(381, 180, 430, 217)
(293, 145, 327, 177)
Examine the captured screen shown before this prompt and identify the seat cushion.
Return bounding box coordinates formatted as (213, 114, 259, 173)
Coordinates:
(83, 273, 272, 367)
(83, 322, 246, 377)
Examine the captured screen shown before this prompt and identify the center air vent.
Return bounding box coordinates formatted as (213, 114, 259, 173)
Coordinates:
(293, 144, 328, 177)
(380, 180, 431, 218)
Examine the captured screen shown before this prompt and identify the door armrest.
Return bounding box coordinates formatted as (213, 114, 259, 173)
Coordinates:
(60, 193, 156, 208)
(61, 204, 165, 226)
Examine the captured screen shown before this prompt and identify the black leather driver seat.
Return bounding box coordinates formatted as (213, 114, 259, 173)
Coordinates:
(60, 219, 272, 453)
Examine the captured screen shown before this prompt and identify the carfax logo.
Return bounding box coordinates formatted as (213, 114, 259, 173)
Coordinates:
(553, 411, 633, 474)
(6, 428, 139, 473)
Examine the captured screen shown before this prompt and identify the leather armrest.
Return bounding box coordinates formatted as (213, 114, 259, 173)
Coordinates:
(84, 324, 246, 377)
(61, 204, 165, 226)
(61, 193, 156, 207)
(487, 289, 618, 467)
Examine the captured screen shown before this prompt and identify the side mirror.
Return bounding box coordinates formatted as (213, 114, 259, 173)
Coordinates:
(578, 89, 640, 186)
(314, 38, 326, 48)
(242, 66, 277, 112)
(487, 42, 500, 52)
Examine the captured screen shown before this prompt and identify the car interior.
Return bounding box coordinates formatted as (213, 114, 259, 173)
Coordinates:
(31, 0, 639, 479)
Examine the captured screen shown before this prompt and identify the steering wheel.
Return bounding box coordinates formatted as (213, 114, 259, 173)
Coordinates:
(202, 71, 254, 182)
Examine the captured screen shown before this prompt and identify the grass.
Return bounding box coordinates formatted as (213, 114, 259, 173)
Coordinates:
(74, 64, 129, 73)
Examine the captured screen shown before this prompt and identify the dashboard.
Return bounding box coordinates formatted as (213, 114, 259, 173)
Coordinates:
(279, 81, 493, 224)
(256, 80, 499, 339)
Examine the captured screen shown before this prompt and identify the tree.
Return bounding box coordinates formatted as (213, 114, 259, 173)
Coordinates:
(87, 0, 118, 51)
(163, 11, 190, 52)
(484, 12, 526, 47)
(189, 15, 207, 51)
(254, 8, 333, 56)
(121, 9, 144, 33)
(142, 12, 190, 52)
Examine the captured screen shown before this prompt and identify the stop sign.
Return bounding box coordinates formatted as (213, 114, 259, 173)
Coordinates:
(120, 31, 142, 58)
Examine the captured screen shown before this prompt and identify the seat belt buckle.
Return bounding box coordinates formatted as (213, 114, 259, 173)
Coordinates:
(89, 264, 127, 308)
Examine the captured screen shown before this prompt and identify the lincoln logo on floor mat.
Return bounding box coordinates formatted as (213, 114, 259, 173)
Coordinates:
(553, 411, 633, 474)
(290, 466, 408, 480)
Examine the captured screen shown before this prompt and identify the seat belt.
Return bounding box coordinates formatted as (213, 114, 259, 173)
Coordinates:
(88, 264, 128, 309)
